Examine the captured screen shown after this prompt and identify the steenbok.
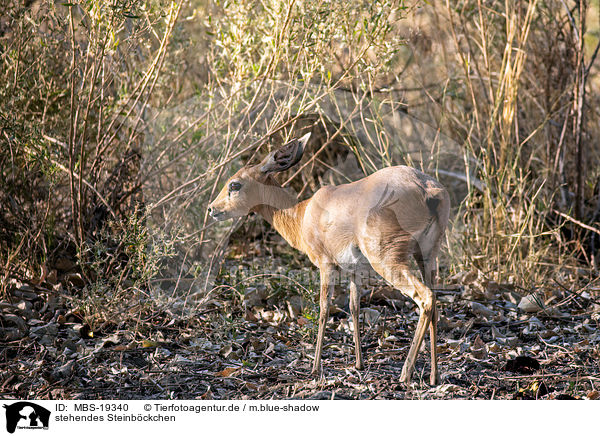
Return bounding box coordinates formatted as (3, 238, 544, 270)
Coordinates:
(208, 132, 450, 384)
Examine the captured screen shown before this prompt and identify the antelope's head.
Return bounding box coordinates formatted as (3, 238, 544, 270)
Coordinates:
(207, 133, 310, 221)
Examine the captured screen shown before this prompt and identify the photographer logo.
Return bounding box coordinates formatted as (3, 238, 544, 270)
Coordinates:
(3, 402, 50, 433)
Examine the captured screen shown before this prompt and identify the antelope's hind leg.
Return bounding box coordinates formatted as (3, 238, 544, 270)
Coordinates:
(413, 249, 440, 385)
(386, 265, 436, 384)
(360, 214, 438, 384)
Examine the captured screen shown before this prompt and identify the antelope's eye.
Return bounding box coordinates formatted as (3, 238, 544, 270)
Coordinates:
(229, 181, 242, 192)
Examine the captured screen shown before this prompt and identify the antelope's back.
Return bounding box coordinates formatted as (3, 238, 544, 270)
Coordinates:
(301, 166, 448, 257)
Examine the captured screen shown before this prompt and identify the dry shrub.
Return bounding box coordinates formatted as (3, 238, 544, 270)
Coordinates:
(391, 1, 600, 285)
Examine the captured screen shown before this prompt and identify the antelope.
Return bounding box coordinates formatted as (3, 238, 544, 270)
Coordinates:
(208, 132, 450, 384)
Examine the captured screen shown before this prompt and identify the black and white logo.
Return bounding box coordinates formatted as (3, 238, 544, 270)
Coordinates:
(3, 402, 50, 434)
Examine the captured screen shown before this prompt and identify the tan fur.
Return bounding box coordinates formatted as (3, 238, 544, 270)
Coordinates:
(208, 143, 450, 385)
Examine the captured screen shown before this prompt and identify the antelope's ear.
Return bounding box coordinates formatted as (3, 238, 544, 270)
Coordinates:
(259, 132, 311, 174)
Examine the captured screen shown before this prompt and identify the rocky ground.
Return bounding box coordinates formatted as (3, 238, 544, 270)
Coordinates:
(2, 253, 600, 400)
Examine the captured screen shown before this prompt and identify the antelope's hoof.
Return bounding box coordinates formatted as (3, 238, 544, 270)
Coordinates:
(399, 370, 411, 384)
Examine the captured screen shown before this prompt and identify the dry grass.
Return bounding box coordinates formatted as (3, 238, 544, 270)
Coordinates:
(1, 0, 599, 318)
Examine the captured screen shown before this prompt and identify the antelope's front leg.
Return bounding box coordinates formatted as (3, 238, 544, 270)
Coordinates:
(312, 266, 333, 375)
(349, 278, 364, 370)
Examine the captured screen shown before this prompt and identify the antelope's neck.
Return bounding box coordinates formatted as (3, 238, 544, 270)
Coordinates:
(255, 189, 307, 252)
